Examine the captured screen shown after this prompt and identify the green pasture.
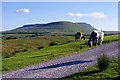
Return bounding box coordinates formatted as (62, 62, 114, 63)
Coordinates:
(2, 36, 73, 58)
(2, 35, 119, 73)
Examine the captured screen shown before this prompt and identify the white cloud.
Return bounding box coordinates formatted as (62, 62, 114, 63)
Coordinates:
(16, 9, 30, 13)
(66, 12, 106, 18)
(76, 13, 82, 17)
(66, 13, 75, 17)
(90, 12, 105, 18)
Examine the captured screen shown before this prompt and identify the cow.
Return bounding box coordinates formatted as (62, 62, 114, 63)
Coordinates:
(88, 30, 104, 47)
(75, 32, 85, 41)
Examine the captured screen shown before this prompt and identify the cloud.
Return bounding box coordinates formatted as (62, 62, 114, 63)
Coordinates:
(66, 12, 106, 18)
(66, 13, 75, 17)
(16, 9, 30, 13)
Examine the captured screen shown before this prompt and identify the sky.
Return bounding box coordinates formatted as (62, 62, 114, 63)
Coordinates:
(2, 2, 118, 31)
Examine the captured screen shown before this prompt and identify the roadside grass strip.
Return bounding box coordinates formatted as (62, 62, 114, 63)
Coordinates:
(60, 57, 119, 80)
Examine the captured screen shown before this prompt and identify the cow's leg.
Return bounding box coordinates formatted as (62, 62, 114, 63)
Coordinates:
(75, 37, 76, 41)
(100, 39, 103, 45)
(92, 40, 94, 46)
(75, 39, 77, 41)
(91, 41, 93, 47)
(96, 39, 98, 46)
(79, 37, 81, 41)
(93, 38, 96, 46)
(77, 38, 79, 41)
(81, 37, 83, 40)
(75, 38, 78, 41)
(89, 41, 92, 47)
(83, 37, 85, 40)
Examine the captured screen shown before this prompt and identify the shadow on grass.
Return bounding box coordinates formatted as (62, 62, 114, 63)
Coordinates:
(27, 60, 93, 71)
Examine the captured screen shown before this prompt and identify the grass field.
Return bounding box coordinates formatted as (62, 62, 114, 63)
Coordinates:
(2, 36, 73, 58)
(60, 57, 120, 80)
(2, 35, 119, 73)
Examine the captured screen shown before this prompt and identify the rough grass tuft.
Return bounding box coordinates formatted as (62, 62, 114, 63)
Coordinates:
(97, 54, 110, 71)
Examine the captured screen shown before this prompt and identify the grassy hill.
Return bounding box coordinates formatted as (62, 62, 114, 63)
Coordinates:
(2, 21, 92, 34)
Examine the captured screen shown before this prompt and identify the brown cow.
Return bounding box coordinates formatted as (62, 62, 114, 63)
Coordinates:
(75, 32, 85, 41)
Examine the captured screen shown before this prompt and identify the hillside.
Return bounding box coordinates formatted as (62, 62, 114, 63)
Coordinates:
(2, 21, 93, 34)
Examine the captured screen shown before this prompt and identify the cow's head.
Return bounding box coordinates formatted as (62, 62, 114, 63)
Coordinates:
(82, 36, 86, 40)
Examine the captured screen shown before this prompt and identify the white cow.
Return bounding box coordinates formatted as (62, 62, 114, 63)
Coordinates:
(88, 30, 104, 47)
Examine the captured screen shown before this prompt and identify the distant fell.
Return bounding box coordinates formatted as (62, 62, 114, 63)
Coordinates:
(2, 21, 96, 34)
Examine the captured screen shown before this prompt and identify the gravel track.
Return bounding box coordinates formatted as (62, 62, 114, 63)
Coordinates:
(2, 41, 119, 79)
